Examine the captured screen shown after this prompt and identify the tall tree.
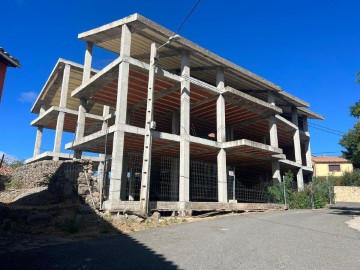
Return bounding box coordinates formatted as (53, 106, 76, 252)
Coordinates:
(339, 72, 360, 167)
(339, 121, 360, 168)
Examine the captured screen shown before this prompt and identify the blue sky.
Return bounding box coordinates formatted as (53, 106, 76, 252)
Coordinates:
(0, 0, 359, 160)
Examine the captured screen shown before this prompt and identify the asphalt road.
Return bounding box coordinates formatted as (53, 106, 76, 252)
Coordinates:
(1, 203, 360, 270)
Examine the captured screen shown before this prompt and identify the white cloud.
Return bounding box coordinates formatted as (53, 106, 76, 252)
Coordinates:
(19, 91, 37, 103)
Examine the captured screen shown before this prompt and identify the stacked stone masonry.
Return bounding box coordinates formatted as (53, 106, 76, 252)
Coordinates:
(334, 186, 360, 203)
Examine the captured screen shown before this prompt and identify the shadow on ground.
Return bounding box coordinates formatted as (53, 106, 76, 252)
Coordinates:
(0, 163, 179, 270)
(328, 203, 360, 217)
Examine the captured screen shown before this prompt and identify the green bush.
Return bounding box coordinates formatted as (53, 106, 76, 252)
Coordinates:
(311, 177, 333, 208)
(339, 169, 360, 186)
(267, 171, 293, 204)
(6, 178, 23, 189)
(267, 172, 333, 209)
(290, 188, 311, 209)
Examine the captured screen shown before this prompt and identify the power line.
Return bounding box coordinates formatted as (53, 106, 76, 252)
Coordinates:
(308, 124, 343, 136)
(308, 122, 345, 134)
(176, 0, 202, 34)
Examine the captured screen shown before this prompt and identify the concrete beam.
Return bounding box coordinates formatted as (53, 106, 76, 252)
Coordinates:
(26, 151, 102, 164)
(223, 139, 283, 154)
(224, 86, 283, 114)
(72, 56, 122, 99)
(31, 106, 103, 126)
(124, 56, 181, 82)
(182, 74, 223, 94)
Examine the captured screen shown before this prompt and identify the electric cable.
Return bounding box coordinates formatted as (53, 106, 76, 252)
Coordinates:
(176, 0, 202, 34)
(308, 122, 345, 134)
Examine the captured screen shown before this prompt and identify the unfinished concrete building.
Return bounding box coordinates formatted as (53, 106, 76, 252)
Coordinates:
(29, 14, 324, 215)
(27, 59, 103, 163)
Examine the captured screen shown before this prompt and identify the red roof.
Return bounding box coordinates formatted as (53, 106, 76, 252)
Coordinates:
(312, 156, 351, 164)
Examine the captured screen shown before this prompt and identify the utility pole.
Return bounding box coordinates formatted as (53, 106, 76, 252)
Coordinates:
(140, 43, 156, 217)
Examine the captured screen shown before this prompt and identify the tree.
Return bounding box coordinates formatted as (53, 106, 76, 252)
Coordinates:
(350, 101, 360, 118)
(340, 121, 360, 168)
(340, 73, 360, 167)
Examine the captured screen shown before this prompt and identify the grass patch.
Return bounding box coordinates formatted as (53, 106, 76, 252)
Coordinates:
(56, 217, 79, 234)
(6, 178, 23, 189)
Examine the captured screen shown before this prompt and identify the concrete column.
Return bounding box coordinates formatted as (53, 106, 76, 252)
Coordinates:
(82, 42, 93, 83)
(268, 91, 281, 184)
(98, 105, 110, 186)
(53, 64, 71, 160)
(109, 24, 131, 202)
(292, 107, 304, 190)
(74, 98, 87, 159)
(33, 127, 43, 157)
(303, 116, 312, 168)
(179, 50, 191, 212)
(53, 112, 65, 160)
(216, 67, 227, 203)
(33, 106, 46, 157)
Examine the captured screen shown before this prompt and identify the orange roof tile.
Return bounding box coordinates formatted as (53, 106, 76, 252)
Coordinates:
(312, 156, 351, 164)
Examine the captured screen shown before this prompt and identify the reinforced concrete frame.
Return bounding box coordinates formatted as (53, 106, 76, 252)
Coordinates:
(26, 59, 105, 164)
(29, 14, 324, 215)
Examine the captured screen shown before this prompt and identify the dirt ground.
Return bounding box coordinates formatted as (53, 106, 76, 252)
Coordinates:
(0, 187, 239, 240)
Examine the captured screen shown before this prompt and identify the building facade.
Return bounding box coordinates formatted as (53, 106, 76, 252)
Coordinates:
(312, 156, 353, 177)
(29, 14, 324, 215)
(0, 47, 21, 102)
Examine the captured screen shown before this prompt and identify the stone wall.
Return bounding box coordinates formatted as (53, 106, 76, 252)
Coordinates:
(334, 186, 360, 203)
(11, 160, 101, 207)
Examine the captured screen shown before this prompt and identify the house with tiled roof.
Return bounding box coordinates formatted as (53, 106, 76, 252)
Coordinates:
(0, 47, 21, 102)
(312, 155, 353, 177)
